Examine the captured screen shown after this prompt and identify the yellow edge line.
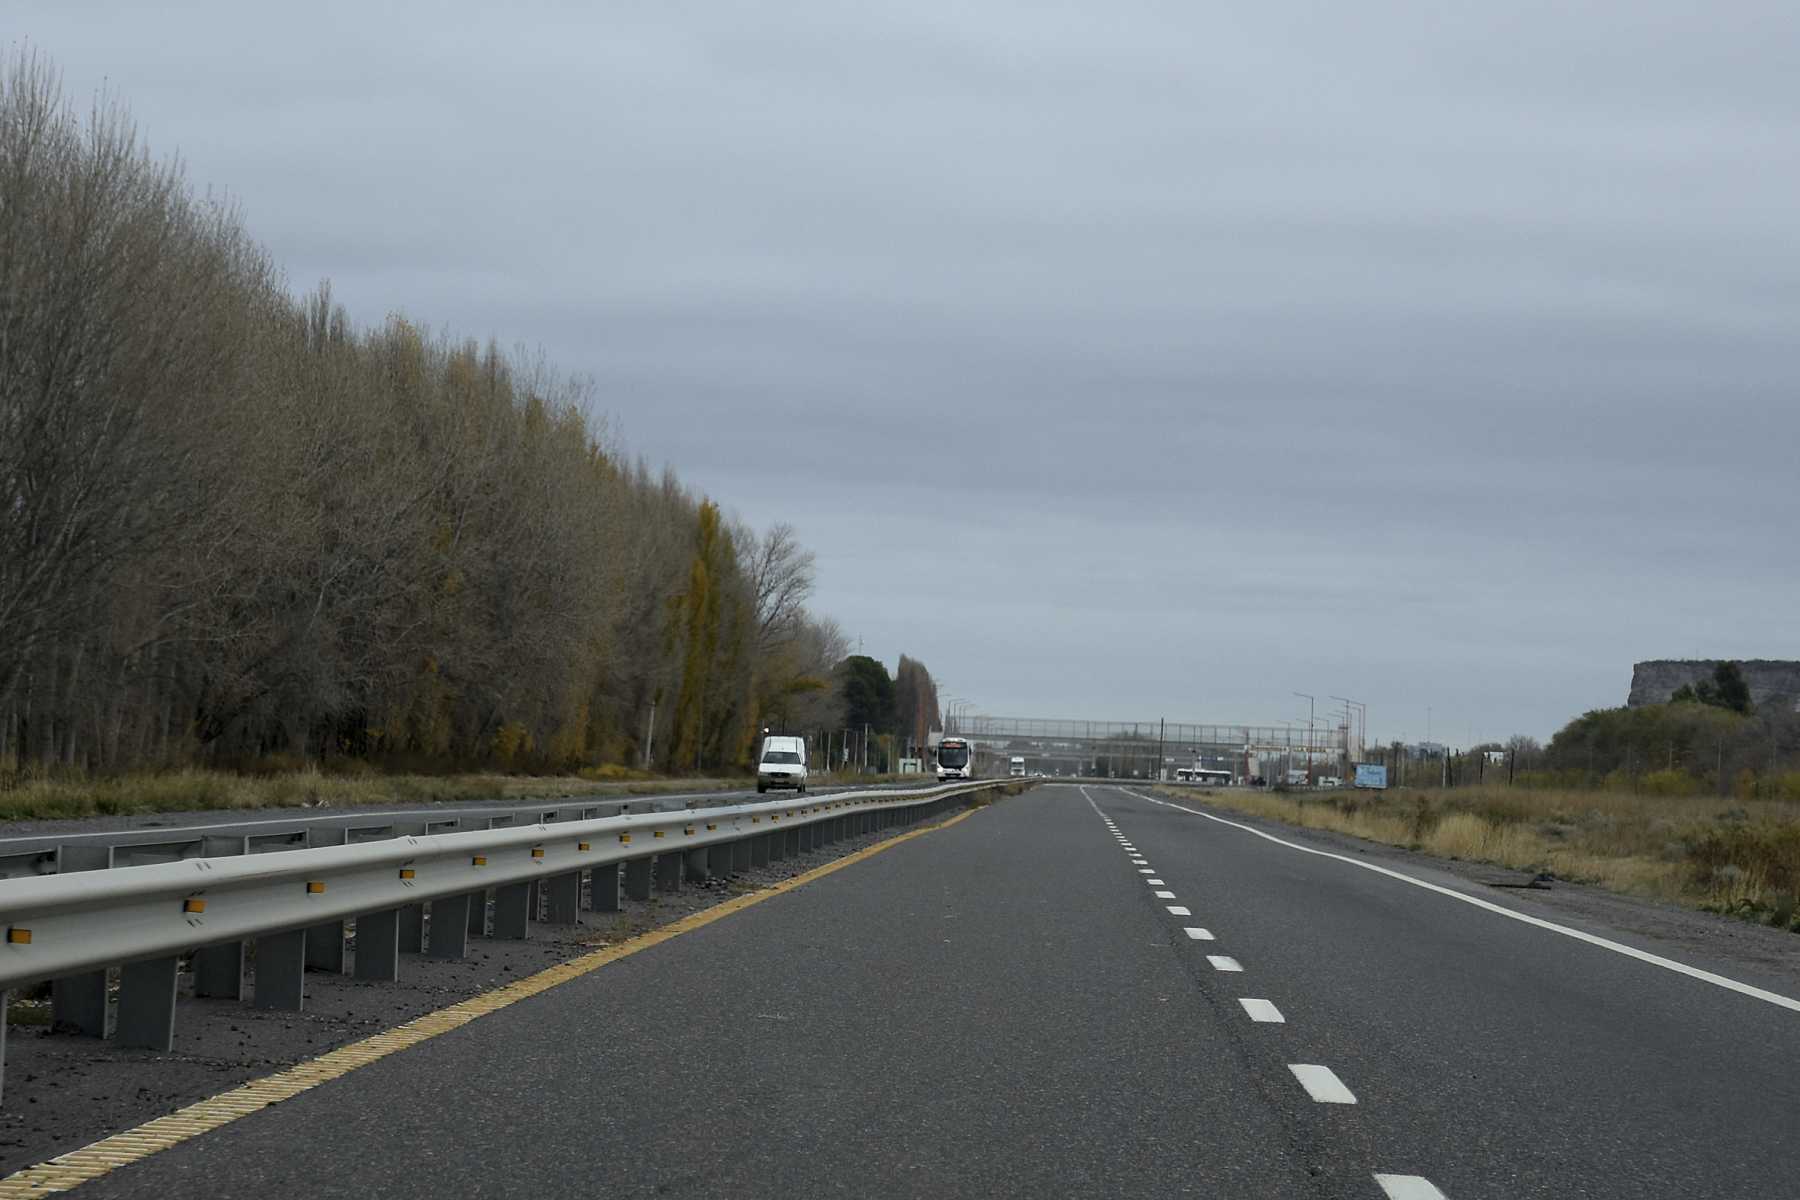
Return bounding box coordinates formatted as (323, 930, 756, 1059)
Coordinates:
(0, 805, 983, 1196)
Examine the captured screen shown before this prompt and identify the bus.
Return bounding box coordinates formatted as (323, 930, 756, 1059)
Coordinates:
(937, 737, 974, 781)
(1009, 756, 1026, 777)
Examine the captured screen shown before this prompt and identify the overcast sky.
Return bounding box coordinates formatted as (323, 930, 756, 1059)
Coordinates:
(21, 1, 1800, 743)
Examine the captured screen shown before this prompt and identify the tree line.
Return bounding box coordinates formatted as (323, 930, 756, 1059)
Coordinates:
(1385, 662, 1800, 798)
(0, 50, 937, 778)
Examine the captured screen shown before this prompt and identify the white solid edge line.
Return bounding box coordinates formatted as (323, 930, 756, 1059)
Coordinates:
(1238, 998, 1285, 1023)
(1166, 905, 1191, 916)
(1119, 789, 1800, 1015)
(1206, 955, 1242, 972)
(1374, 1174, 1448, 1199)
(1288, 1063, 1356, 1104)
(1183, 927, 1214, 940)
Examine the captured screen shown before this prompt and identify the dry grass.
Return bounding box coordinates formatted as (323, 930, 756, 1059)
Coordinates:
(1153, 783, 1800, 931)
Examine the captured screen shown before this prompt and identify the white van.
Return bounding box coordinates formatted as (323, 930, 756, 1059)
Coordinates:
(756, 735, 808, 794)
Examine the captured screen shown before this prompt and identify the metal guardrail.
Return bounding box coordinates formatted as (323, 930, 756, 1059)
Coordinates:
(0, 780, 917, 881)
(0, 778, 1005, 1101)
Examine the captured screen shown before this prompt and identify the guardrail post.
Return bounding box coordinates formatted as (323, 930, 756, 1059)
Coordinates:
(192, 835, 248, 999)
(426, 895, 470, 959)
(395, 823, 437, 953)
(467, 890, 489, 937)
(305, 830, 347, 972)
(51, 844, 112, 1036)
(588, 864, 620, 913)
(751, 834, 771, 867)
(544, 873, 581, 923)
(353, 910, 401, 981)
(653, 853, 682, 893)
(252, 929, 306, 1010)
(493, 883, 532, 938)
(1, 990, 8, 1106)
(114, 956, 178, 1051)
(683, 848, 709, 884)
(708, 842, 734, 877)
(767, 829, 787, 863)
(784, 827, 801, 857)
(732, 836, 753, 871)
(623, 857, 653, 900)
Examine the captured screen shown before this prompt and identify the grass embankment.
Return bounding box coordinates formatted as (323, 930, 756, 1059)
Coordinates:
(0, 767, 934, 824)
(1153, 784, 1800, 932)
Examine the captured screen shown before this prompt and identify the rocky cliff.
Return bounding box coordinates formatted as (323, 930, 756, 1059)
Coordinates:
(1627, 660, 1800, 710)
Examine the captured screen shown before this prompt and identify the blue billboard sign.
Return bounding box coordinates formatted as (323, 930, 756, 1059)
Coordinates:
(1354, 763, 1388, 789)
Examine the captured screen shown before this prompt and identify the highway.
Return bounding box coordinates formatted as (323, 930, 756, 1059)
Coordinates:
(55, 783, 1800, 1198)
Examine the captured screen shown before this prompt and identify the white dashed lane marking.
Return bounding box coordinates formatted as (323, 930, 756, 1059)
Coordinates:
(1238, 998, 1286, 1023)
(1288, 1064, 1357, 1104)
(1086, 787, 1447, 1191)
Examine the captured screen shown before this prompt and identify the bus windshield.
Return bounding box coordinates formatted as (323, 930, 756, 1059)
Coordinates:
(939, 744, 970, 768)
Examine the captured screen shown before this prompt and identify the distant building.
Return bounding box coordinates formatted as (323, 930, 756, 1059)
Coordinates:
(1628, 661, 1800, 711)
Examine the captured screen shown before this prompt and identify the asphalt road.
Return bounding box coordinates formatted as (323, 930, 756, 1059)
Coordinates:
(67, 783, 1800, 1198)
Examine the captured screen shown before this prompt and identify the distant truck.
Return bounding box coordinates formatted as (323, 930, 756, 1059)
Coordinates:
(1009, 755, 1026, 777)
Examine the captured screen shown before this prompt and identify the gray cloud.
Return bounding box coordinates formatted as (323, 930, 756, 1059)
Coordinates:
(21, 0, 1800, 740)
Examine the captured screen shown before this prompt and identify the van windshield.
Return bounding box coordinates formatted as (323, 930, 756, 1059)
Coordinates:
(761, 751, 801, 765)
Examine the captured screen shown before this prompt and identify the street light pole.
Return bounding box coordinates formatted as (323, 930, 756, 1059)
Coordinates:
(1294, 692, 1315, 785)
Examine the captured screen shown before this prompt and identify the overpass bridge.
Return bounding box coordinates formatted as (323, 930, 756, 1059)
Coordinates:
(941, 714, 1353, 780)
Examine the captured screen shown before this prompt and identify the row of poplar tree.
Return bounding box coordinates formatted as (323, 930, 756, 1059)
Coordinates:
(0, 51, 865, 775)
